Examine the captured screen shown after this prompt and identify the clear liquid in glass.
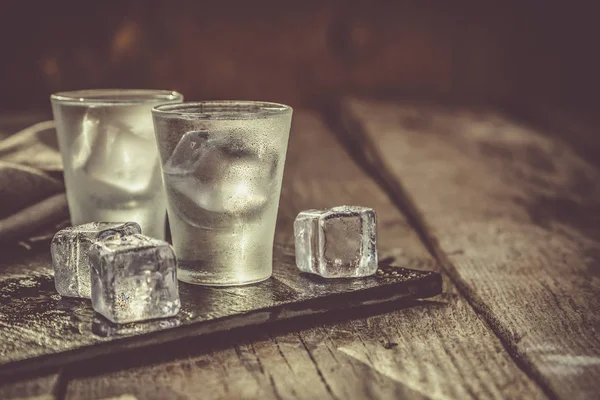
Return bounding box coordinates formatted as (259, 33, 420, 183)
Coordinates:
(53, 103, 167, 239)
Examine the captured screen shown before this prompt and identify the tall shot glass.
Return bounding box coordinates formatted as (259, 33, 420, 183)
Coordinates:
(152, 101, 293, 286)
(51, 89, 183, 239)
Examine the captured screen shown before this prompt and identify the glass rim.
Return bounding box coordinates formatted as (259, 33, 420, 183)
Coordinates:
(152, 100, 292, 120)
(50, 89, 183, 106)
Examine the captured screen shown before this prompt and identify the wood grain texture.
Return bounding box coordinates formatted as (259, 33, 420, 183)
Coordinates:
(340, 98, 600, 400)
(0, 371, 60, 400)
(515, 105, 600, 169)
(62, 112, 546, 400)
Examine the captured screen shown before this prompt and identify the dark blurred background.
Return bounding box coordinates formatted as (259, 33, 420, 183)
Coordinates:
(0, 0, 598, 113)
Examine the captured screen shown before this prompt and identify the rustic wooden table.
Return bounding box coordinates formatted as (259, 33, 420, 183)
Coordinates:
(1, 99, 598, 400)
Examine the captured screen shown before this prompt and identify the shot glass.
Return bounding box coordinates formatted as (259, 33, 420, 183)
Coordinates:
(51, 89, 183, 239)
(152, 101, 293, 286)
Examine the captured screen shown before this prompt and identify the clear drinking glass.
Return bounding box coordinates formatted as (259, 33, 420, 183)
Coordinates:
(51, 89, 183, 239)
(152, 101, 293, 286)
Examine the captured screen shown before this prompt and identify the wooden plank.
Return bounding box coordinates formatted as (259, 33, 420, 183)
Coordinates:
(514, 104, 600, 169)
(62, 112, 546, 399)
(62, 333, 297, 400)
(0, 371, 60, 400)
(340, 98, 600, 400)
(62, 328, 342, 400)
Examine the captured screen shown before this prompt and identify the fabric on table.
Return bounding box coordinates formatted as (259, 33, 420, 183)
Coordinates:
(0, 121, 69, 244)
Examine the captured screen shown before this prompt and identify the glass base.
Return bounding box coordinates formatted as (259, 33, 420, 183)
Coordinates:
(177, 264, 272, 287)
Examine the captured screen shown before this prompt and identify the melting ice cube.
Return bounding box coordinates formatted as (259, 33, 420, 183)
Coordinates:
(294, 206, 377, 278)
(163, 131, 278, 226)
(51, 222, 141, 298)
(89, 234, 180, 323)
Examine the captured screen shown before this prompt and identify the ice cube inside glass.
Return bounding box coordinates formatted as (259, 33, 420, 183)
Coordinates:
(89, 234, 180, 324)
(51, 222, 141, 298)
(294, 206, 377, 278)
(152, 101, 292, 286)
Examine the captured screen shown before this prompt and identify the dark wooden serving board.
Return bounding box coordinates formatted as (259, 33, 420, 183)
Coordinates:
(0, 242, 441, 377)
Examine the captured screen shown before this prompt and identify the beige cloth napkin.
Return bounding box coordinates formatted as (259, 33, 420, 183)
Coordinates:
(0, 121, 69, 244)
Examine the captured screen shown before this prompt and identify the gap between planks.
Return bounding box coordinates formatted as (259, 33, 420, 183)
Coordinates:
(323, 101, 559, 400)
(334, 99, 598, 398)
